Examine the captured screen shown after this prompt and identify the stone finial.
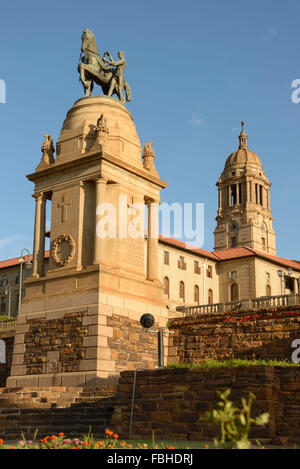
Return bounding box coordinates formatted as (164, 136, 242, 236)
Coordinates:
(94, 114, 109, 147)
(238, 121, 248, 149)
(96, 114, 109, 135)
(142, 141, 159, 177)
(37, 134, 55, 170)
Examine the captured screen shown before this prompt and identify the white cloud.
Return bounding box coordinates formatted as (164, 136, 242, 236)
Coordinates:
(191, 113, 204, 127)
(0, 234, 21, 248)
(261, 26, 278, 41)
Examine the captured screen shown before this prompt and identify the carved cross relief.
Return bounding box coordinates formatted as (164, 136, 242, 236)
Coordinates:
(57, 195, 72, 223)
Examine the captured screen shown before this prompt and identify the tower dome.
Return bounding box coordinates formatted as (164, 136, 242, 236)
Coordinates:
(223, 121, 263, 174)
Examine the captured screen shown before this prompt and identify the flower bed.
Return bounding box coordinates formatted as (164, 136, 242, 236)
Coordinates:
(0, 429, 175, 450)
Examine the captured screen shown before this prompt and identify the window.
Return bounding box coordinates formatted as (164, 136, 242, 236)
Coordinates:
(259, 185, 263, 205)
(179, 281, 185, 301)
(231, 283, 239, 302)
(206, 266, 213, 278)
(164, 277, 169, 297)
(1, 297, 6, 314)
(231, 184, 237, 206)
(194, 261, 200, 274)
(266, 285, 271, 296)
(164, 251, 169, 265)
(194, 285, 199, 303)
(178, 256, 186, 270)
(15, 272, 20, 285)
(231, 237, 237, 248)
(1, 275, 7, 287)
(208, 289, 213, 305)
(238, 183, 242, 204)
(231, 271, 237, 279)
(262, 237, 266, 250)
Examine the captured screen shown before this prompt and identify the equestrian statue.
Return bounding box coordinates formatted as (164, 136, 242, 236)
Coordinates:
(78, 29, 131, 105)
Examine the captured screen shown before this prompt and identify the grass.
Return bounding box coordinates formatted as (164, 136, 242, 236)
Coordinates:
(167, 358, 300, 368)
(0, 315, 15, 321)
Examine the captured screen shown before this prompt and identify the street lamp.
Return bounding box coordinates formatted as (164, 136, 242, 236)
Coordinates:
(140, 314, 174, 368)
(277, 270, 283, 295)
(18, 248, 32, 316)
(4, 285, 12, 319)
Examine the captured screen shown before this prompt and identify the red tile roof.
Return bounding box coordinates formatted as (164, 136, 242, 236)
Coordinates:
(213, 246, 300, 271)
(0, 251, 50, 270)
(158, 235, 218, 260)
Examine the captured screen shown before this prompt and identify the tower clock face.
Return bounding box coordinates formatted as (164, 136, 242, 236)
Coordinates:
(229, 222, 237, 233)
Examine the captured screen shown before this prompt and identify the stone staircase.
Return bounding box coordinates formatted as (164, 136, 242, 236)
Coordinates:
(0, 386, 116, 440)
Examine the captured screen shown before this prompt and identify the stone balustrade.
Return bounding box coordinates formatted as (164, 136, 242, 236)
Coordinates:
(177, 293, 300, 316)
(0, 320, 16, 332)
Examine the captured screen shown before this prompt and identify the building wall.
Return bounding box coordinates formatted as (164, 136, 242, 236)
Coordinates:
(253, 258, 299, 298)
(157, 242, 219, 308)
(218, 257, 256, 302)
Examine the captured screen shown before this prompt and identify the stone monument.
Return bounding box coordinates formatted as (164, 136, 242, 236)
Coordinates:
(7, 30, 168, 387)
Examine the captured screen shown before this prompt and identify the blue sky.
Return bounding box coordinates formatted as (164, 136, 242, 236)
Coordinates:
(0, 0, 299, 261)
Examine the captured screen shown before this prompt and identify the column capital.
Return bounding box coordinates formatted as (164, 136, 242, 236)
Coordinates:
(145, 196, 160, 205)
(94, 177, 108, 185)
(33, 192, 46, 201)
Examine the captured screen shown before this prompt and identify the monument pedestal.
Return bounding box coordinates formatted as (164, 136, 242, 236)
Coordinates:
(7, 95, 168, 387)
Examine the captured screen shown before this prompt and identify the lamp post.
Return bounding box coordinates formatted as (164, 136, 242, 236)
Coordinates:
(18, 249, 32, 316)
(4, 285, 12, 319)
(140, 314, 174, 368)
(277, 270, 283, 295)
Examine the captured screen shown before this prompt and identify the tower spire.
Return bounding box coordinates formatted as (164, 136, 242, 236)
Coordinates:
(238, 120, 248, 149)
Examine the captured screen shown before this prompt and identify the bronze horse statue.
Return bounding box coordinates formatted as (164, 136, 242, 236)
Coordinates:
(78, 29, 131, 104)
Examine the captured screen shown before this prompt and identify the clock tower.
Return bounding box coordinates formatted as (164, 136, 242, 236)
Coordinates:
(214, 122, 276, 255)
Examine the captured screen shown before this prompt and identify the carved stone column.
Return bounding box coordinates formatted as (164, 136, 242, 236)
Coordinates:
(32, 193, 46, 278)
(218, 187, 222, 211)
(228, 185, 232, 207)
(146, 199, 159, 281)
(93, 178, 107, 265)
(77, 181, 86, 271)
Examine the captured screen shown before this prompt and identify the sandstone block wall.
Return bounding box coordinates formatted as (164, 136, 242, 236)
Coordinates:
(168, 306, 300, 364)
(0, 386, 115, 440)
(111, 366, 300, 445)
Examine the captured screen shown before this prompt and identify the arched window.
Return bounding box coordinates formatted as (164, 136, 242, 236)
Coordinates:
(0, 339, 5, 364)
(164, 277, 169, 298)
(266, 284, 271, 297)
(179, 281, 185, 301)
(231, 283, 239, 302)
(208, 289, 213, 305)
(194, 285, 199, 303)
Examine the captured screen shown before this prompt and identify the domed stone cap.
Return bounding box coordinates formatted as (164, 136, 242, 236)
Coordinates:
(56, 95, 143, 169)
(224, 121, 262, 170)
(225, 147, 262, 169)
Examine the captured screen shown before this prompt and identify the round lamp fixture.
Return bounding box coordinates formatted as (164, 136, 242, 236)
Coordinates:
(140, 313, 155, 329)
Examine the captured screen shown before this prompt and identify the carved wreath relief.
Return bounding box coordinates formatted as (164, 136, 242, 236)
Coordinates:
(51, 234, 76, 267)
